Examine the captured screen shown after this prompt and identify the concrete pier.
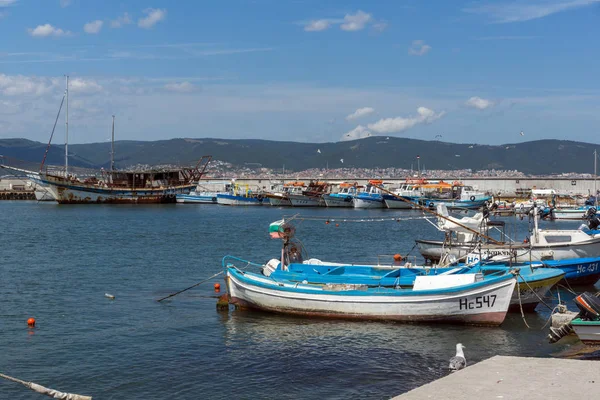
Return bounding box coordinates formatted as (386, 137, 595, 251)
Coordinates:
(393, 355, 600, 400)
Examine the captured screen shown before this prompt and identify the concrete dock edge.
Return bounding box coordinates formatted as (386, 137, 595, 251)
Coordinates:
(392, 355, 600, 400)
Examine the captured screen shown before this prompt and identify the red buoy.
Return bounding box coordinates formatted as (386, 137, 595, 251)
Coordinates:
(335, 223, 339, 227)
(27, 318, 36, 327)
(214, 283, 221, 292)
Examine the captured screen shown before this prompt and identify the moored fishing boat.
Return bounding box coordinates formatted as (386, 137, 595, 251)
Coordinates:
(322, 182, 358, 207)
(3, 79, 211, 204)
(287, 181, 329, 207)
(225, 259, 516, 325)
(176, 181, 229, 204)
(265, 182, 305, 207)
(383, 179, 425, 209)
(217, 183, 264, 206)
(419, 181, 491, 210)
(353, 180, 386, 209)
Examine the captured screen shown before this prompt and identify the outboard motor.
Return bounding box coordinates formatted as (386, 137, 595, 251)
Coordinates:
(587, 208, 600, 230)
(574, 292, 600, 320)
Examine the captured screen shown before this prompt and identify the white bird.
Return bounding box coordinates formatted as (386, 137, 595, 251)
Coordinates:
(448, 343, 467, 372)
(520, 131, 525, 136)
(317, 149, 321, 154)
(340, 158, 344, 163)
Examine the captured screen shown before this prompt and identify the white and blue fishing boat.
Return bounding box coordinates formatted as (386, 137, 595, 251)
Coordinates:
(420, 182, 491, 210)
(176, 181, 230, 204)
(383, 179, 426, 209)
(323, 182, 359, 207)
(225, 256, 516, 325)
(353, 180, 386, 209)
(551, 204, 599, 220)
(265, 182, 306, 207)
(217, 183, 264, 206)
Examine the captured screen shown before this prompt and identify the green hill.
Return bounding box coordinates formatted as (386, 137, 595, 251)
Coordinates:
(1, 137, 598, 174)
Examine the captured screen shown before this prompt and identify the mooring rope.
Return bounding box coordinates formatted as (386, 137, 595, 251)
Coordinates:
(157, 271, 224, 302)
(515, 278, 531, 329)
(0, 373, 92, 400)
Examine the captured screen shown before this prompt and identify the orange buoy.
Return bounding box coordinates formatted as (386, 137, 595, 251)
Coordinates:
(27, 318, 36, 327)
(325, 220, 330, 225)
(393, 254, 403, 261)
(335, 223, 339, 227)
(214, 283, 221, 292)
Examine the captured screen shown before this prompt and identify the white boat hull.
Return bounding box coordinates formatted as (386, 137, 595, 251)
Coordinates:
(353, 198, 385, 209)
(34, 190, 55, 201)
(217, 196, 263, 206)
(384, 198, 413, 209)
(268, 197, 292, 207)
(227, 269, 515, 325)
(416, 238, 600, 263)
(552, 209, 595, 220)
(288, 195, 324, 207)
(572, 322, 600, 345)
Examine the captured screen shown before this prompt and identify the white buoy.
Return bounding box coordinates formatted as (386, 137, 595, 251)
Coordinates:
(104, 293, 115, 300)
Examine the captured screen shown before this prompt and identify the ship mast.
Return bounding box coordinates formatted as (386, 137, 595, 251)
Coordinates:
(65, 75, 69, 177)
(111, 115, 115, 172)
(595, 149, 597, 207)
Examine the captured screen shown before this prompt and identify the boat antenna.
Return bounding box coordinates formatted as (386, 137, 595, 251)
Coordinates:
(111, 115, 115, 172)
(595, 149, 597, 207)
(64, 75, 69, 177)
(39, 90, 67, 172)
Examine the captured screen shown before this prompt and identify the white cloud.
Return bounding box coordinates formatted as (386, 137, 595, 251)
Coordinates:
(28, 24, 71, 38)
(408, 40, 431, 56)
(69, 78, 103, 94)
(304, 19, 331, 32)
(367, 107, 445, 133)
(342, 125, 372, 141)
(0, 74, 55, 96)
(59, 0, 71, 7)
(0, 0, 18, 6)
(340, 10, 372, 31)
(138, 8, 166, 29)
(346, 107, 375, 120)
(111, 12, 132, 28)
(465, 96, 495, 110)
(83, 20, 103, 34)
(464, 0, 600, 23)
(164, 81, 196, 93)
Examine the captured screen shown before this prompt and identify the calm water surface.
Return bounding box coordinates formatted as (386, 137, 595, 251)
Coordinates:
(0, 202, 595, 399)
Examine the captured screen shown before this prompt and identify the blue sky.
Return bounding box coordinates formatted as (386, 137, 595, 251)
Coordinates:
(0, 0, 599, 145)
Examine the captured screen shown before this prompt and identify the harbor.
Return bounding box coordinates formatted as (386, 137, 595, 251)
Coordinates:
(1, 202, 599, 399)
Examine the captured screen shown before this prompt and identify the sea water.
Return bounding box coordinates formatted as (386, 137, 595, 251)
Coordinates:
(0, 202, 593, 399)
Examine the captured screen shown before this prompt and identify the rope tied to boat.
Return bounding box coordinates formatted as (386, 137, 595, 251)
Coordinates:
(513, 272, 531, 329)
(157, 271, 225, 302)
(0, 372, 92, 400)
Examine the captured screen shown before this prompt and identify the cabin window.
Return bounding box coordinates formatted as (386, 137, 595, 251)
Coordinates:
(545, 235, 571, 243)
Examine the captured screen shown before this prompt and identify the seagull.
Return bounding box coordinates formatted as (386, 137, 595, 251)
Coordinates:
(435, 134, 442, 139)
(520, 131, 525, 136)
(317, 149, 321, 154)
(340, 158, 344, 163)
(448, 343, 467, 372)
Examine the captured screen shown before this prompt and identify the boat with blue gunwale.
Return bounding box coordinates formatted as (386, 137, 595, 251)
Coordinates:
(217, 183, 264, 206)
(353, 180, 386, 209)
(323, 182, 359, 207)
(225, 256, 516, 326)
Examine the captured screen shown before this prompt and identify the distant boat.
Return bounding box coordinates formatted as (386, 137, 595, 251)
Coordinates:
(176, 181, 229, 204)
(419, 181, 491, 210)
(217, 183, 264, 206)
(353, 180, 386, 209)
(3, 78, 211, 204)
(287, 181, 329, 207)
(265, 182, 306, 207)
(383, 179, 426, 209)
(323, 182, 359, 207)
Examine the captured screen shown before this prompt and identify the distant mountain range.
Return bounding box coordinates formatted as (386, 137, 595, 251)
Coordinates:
(0, 137, 598, 175)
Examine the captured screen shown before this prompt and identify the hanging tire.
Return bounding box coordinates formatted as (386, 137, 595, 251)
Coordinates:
(470, 196, 476, 201)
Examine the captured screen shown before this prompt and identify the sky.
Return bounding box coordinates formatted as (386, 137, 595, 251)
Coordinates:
(0, 0, 599, 145)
